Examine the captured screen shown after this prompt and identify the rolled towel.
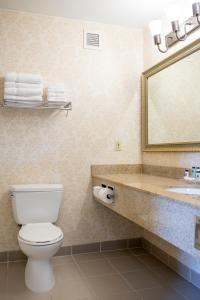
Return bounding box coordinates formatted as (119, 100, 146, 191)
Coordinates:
(4, 95, 43, 102)
(5, 73, 42, 84)
(5, 87, 43, 97)
(5, 82, 43, 89)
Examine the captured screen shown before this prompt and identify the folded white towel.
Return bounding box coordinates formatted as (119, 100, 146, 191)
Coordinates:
(47, 100, 67, 104)
(4, 102, 42, 107)
(5, 73, 42, 84)
(47, 102, 67, 107)
(4, 99, 42, 105)
(48, 91, 65, 97)
(5, 82, 43, 89)
(4, 95, 43, 102)
(48, 97, 65, 101)
(48, 83, 65, 93)
(5, 87, 43, 97)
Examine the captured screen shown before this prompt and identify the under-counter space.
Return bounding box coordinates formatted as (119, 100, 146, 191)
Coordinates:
(92, 170, 200, 261)
(93, 173, 200, 209)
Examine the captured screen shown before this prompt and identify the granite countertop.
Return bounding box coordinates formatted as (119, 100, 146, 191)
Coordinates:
(92, 173, 200, 208)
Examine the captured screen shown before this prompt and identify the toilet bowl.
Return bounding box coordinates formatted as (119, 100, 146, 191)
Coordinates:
(18, 222, 63, 293)
(10, 183, 64, 293)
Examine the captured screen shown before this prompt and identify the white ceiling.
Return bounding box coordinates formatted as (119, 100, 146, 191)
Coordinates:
(0, 0, 192, 28)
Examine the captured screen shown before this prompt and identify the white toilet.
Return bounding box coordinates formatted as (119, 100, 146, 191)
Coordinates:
(10, 184, 64, 293)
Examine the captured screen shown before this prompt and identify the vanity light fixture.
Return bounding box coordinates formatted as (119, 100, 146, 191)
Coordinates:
(193, 2, 200, 23)
(149, 2, 200, 53)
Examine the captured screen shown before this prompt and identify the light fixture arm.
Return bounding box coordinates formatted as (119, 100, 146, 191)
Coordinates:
(154, 35, 174, 53)
(175, 21, 193, 41)
(156, 36, 168, 53)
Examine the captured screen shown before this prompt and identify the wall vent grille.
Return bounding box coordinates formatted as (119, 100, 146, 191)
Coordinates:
(84, 31, 102, 50)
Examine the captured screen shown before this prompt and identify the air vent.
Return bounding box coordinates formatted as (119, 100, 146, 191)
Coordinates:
(84, 31, 102, 50)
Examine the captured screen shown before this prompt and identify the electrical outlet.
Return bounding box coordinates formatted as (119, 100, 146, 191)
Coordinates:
(114, 140, 122, 151)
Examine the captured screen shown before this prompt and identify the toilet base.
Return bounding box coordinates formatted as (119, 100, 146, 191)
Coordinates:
(25, 258, 55, 293)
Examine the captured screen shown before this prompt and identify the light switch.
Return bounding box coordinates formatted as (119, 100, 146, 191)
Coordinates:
(114, 140, 122, 151)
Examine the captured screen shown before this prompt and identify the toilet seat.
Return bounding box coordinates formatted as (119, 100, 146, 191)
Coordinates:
(18, 223, 63, 246)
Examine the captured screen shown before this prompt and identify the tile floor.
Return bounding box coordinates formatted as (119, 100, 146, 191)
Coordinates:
(0, 248, 200, 300)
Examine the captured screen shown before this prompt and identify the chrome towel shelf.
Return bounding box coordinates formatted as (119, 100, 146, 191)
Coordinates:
(0, 101, 72, 111)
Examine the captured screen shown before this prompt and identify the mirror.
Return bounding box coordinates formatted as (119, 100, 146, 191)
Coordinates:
(142, 39, 200, 152)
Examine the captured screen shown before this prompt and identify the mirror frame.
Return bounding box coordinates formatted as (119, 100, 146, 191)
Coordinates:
(142, 38, 200, 152)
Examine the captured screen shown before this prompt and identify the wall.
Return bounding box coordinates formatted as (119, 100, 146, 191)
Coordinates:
(0, 9, 143, 251)
(143, 19, 200, 168)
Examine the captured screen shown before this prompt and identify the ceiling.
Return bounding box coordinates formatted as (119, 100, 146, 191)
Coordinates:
(0, 0, 191, 28)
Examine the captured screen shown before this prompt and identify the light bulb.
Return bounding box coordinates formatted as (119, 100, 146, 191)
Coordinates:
(193, 2, 200, 16)
(149, 19, 162, 36)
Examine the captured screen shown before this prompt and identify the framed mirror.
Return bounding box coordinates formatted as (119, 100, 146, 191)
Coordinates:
(142, 38, 200, 152)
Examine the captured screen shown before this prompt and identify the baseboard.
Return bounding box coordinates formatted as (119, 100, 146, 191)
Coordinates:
(0, 237, 142, 262)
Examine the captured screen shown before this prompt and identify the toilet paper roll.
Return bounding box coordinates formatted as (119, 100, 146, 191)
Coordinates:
(93, 186, 102, 199)
(99, 187, 114, 204)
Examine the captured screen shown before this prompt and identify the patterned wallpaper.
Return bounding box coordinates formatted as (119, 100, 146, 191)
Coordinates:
(0, 9, 143, 251)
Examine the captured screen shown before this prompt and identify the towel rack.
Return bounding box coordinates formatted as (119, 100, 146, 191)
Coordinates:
(0, 101, 72, 111)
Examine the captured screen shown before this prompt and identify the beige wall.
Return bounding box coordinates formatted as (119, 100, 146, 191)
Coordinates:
(143, 20, 200, 168)
(0, 9, 143, 251)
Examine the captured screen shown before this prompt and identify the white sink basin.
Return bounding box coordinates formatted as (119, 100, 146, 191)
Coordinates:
(165, 187, 200, 196)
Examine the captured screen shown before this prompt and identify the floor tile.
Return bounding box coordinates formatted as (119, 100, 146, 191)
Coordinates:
(102, 249, 132, 259)
(73, 252, 104, 263)
(51, 255, 74, 265)
(123, 268, 162, 290)
(86, 274, 131, 297)
(152, 263, 183, 286)
(137, 254, 167, 270)
(1, 252, 199, 300)
(53, 258, 83, 281)
(166, 275, 200, 300)
(0, 263, 7, 299)
(140, 286, 187, 300)
(51, 261, 94, 300)
(108, 255, 146, 273)
(98, 291, 142, 300)
(7, 262, 51, 300)
(77, 259, 116, 277)
(152, 264, 200, 300)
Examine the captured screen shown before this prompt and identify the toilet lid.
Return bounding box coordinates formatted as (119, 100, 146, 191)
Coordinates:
(18, 223, 63, 244)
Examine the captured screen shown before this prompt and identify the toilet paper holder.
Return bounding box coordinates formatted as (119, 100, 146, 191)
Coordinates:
(101, 184, 114, 199)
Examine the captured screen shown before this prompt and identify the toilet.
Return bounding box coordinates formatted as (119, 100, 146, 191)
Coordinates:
(9, 184, 64, 293)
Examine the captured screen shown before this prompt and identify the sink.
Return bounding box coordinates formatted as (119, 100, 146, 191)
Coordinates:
(165, 186, 200, 195)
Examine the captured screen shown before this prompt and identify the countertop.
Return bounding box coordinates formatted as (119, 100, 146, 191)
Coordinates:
(92, 173, 200, 209)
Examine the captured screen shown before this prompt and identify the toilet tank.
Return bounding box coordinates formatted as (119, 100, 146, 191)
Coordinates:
(10, 184, 63, 225)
